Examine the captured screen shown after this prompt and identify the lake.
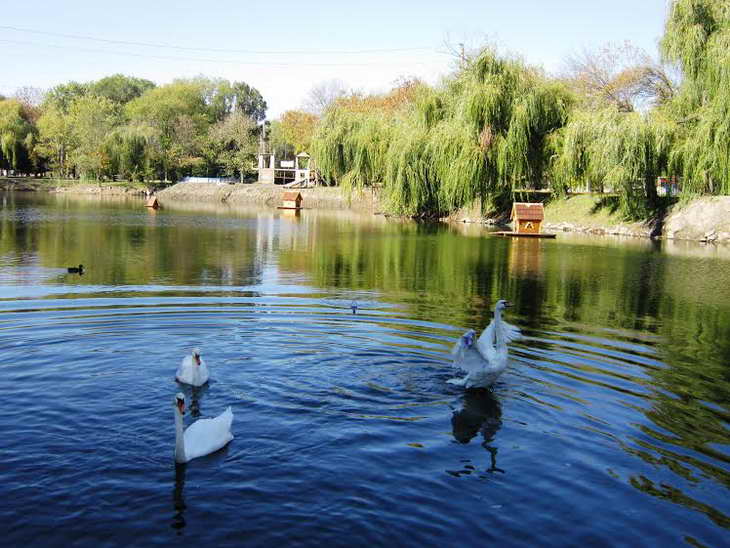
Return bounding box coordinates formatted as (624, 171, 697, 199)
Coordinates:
(1, 192, 728, 547)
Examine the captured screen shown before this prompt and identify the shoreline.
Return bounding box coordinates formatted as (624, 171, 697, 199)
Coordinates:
(156, 181, 379, 212)
(0, 177, 147, 195)
(3, 178, 729, 243)
(448, 194, 730, 244)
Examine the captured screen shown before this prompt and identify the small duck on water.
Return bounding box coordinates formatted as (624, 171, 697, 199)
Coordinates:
(67, 264, 84, 274)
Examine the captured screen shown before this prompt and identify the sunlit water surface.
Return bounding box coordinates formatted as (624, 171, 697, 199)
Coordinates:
(1, 192, 728, 547)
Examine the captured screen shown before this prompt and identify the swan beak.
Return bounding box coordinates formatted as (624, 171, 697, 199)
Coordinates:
(504, 301, 513, 308)
(194, 355, 201, 366)
(177, 400, 185, 415)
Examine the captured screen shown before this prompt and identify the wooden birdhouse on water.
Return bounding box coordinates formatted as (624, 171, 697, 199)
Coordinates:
(279, 191, 303, 210)
(511, 202, 544, 234)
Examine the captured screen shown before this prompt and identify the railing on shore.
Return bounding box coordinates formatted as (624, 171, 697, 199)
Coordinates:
(179, 176, 238, 184)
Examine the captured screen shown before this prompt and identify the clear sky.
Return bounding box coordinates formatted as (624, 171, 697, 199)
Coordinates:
(2, 0, 672, 118)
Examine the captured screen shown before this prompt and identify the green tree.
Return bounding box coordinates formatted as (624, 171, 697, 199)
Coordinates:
(549, 107, 675, 217)
(45, 81, 89, 113)
(36, 104, 71, 177)
(231, 81, 267, 122)
(312, 51, 571, 215)
(193, 77, 267, 123)
(0, 99, 36, 173)
(89, 74, 156, 105)
(36, 82, 90, 176)
(105, 123, 156, 181)
(267, 120, 295, 161)
(208, 110, 257, 182)
(660, 0, 730, 195)
(19, 74, 269, 182)
(125, 80, 208, 181)
(67, 95, 120, 179)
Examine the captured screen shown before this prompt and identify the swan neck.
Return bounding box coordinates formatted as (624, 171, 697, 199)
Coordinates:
(493, 308, 506, 347)
(174, 407, 186, 462)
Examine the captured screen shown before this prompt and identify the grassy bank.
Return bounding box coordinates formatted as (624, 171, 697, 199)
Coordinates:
(545, 195, 644, 227)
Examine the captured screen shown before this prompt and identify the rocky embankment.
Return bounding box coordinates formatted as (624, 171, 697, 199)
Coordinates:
(156, 182, 379, 211)
(662, 197, 730, 242)
(542, 196, 730, 242)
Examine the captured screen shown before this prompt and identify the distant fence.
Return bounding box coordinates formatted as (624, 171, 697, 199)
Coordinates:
(180, 176, 238, 184)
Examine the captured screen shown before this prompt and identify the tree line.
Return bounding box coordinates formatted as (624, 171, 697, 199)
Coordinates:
(303, 0, 729, 219)
(0, 74, 266, 183)
(3, 0, 727, 219)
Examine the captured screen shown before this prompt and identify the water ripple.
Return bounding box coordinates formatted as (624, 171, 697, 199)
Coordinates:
(0, 292, 728, 545)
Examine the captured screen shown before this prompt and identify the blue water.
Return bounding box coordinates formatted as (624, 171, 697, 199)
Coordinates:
(0, 193, 728, 547)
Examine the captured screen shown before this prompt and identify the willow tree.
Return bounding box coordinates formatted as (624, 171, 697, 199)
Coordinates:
(311, 103, 398, 191)
(427, 56, 570, 213)
(549, 107, 676, 217)
(661, 0, 730, 195)
(312, 52, 571, 216)
(0, 99, 36, 174)
(104, 123, 157, 181)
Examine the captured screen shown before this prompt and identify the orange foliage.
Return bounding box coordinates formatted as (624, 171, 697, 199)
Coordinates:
(334, 78, 423, 114)
(280, 110, 319, 152)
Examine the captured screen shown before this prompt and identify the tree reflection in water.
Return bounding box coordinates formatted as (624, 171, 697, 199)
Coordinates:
(173, 382, 209, 419)
(451, 388, 504, 474)
(189, 383, 209, 419)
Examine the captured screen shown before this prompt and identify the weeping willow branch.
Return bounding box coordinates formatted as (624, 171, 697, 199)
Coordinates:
(550, 107, 677, 218)
(660, 0, 730, 195)
(312, 50, 571, 217)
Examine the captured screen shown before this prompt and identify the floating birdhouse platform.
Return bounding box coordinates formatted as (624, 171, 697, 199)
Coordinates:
(493, 202, 555, 238)
(278, 191, 304, 210)
(145, 196, 159, 209)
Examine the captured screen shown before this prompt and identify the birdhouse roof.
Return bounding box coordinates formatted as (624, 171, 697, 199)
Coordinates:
(296, 152, 310, 158)
(282, 191, 302, 200)
(511, 202, 544, 221)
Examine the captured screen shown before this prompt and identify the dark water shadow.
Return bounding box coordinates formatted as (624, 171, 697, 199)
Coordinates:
(170, 442, 232, 534)
(172, 462, 187, 533)
(451, 388, 504, 474)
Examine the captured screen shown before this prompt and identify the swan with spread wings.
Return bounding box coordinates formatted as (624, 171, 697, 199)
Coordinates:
(448, 300, 521, 389)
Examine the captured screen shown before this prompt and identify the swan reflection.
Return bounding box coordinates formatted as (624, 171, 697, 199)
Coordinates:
(451, 388, 504, 473)
(175, 383, 209, 418)
(172, 463, 187, 532)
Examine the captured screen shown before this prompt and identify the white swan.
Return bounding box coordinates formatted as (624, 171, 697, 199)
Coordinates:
(447, 300, 521, 388)
(175, 348, 209, 386)
(173, 393, 234, 463)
